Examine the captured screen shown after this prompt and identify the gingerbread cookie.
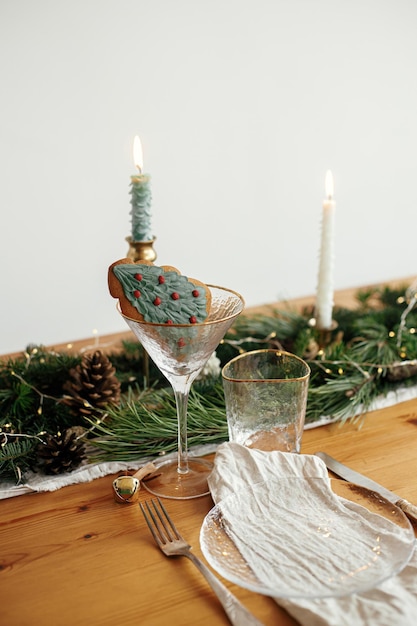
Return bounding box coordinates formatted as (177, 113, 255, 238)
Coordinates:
(108, 259, 211, 324)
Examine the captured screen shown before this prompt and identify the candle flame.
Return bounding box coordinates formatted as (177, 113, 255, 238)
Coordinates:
(133, 135, 143, 173)
(325, 170, 334, 199)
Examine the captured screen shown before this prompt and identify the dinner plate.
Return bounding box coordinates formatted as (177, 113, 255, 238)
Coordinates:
(200, 478, 415, 599)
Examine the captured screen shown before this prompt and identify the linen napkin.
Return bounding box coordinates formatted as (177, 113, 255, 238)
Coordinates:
(207, 442, 417, 626)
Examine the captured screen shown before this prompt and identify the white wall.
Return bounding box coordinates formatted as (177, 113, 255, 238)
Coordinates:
(1, 0, 416, 354)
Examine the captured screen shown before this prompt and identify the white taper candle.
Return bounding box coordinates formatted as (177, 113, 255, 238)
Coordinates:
(316, 170, 336, 330)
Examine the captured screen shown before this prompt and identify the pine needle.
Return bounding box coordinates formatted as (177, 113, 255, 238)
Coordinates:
(88, 382, 228, 462)
(0, 438, 37, 481)
(2, 282, 417, 477)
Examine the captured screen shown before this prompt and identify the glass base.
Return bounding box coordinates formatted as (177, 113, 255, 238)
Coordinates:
(142, 457, 213, 500)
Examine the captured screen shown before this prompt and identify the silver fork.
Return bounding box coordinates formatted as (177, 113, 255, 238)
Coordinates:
(139, 498, 265, 626)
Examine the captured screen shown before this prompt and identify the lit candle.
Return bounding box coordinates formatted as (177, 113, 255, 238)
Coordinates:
(130, 135, 153, 242)
(315, 170, 336, 330)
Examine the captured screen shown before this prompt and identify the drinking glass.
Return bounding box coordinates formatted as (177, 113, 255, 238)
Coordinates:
(222, 349, 310, 453)
(119, 285, 244, 499)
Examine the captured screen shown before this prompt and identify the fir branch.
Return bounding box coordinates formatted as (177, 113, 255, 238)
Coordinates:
(348, 320, 400, 365)
(0, 382, 34, 418)
(229, 309, 308, 345)
(0, 438, 38, 481)
(88, 382, 228, 462)
(306, 371, 376, 423)
(2, 282, 417, 480)
(0, 346, 78, 432)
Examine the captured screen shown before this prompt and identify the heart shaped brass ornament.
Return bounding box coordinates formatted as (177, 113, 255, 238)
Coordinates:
(112, 462, 157, 504)
(113, 475, 141, 503)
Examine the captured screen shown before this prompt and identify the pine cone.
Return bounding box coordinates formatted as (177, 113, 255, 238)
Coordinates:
(36, 428, 86, 474)
(63, 350, 121, 418)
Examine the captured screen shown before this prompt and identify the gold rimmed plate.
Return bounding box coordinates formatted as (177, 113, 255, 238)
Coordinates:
(200, 478, 415, 599)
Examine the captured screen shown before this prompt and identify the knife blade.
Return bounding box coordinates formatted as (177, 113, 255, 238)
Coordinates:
(315, 451, 417, 524)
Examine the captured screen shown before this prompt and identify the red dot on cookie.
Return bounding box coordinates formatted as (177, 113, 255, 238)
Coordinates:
(171, 292, 180, 300)
(133, 290, 141, 298)
(178, 338, 186, 348)
(153, 297, 162, 306)
(158, 275, 165, 284)
(192, 290, 200, 298)
(134, 273, 143, 281)
(189, 316, 197, 324)
(166, 319, 173, 325)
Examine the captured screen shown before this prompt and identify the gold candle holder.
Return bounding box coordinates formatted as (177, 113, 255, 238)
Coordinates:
(309, 318, 339, 349)
(125, 236, 157, 387)
(126, 236, 157, 263)
(317, 319, 338, 348)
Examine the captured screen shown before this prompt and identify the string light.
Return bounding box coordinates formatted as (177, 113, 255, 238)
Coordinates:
(10, 370, 60, 416)
(2, 281, 417, 482)
(397, 279, 417, 347)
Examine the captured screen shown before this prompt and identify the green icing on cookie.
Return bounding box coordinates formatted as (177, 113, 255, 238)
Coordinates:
(113, 263, 208, 324)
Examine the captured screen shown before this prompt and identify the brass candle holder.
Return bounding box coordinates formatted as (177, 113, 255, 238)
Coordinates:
(317, 320, 339, 349)
(309, 318, 339, 349)
(126, 236, 157, 263)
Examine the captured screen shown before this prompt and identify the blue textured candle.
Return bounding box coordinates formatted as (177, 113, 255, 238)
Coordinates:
(130, 136, 153, 242)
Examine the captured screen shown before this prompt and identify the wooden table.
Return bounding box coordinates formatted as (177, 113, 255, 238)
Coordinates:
(2, 280, 417, 625)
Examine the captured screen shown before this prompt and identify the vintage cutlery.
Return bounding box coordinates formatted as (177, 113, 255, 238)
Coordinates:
(315, 451, 417, 524)
(139, 498, 265, 626)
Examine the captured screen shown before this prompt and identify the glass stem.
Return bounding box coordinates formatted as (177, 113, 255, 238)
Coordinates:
(172, 377, 193, 475)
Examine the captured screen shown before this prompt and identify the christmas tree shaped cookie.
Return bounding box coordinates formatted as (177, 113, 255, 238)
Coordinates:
(108, 259, 211, 324)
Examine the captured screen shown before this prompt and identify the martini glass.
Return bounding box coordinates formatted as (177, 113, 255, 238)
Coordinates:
(119, 285, 244, 499)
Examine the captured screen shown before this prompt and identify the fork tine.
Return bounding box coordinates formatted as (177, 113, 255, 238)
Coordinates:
(139, 497, 182, 545)
(151, 498, 181, 541)
(139, 501, 165, 546)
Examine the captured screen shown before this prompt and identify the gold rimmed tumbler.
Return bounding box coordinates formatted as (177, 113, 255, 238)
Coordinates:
(222, 349, 310, 453)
